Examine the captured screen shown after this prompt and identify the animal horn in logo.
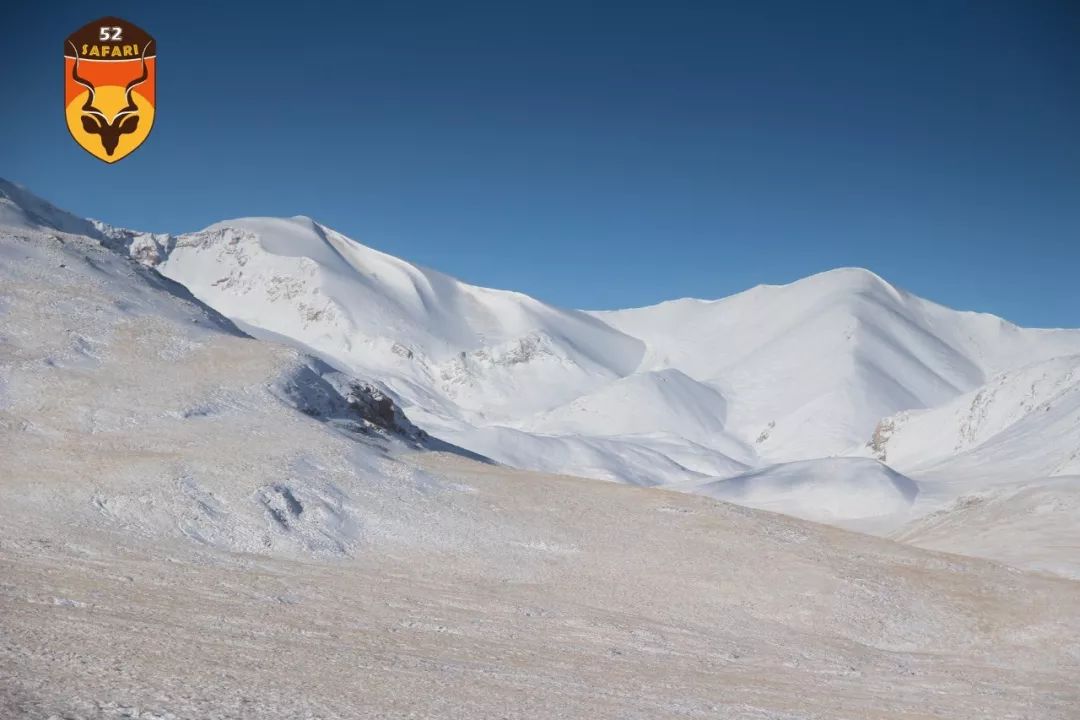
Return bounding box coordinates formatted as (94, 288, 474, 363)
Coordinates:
(68, 40, 150, 157)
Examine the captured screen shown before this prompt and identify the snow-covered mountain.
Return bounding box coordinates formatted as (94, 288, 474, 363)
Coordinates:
(3, 178, 1079, 535)
(9, 179, 1080, 718)
(865, 354, 1080, 480)
(852, 353, 1080, 562)
(145, 211, 1080, 496)
(154, 215, 643, 416)
(595, 270, 1080, 461)
(0, 202, 459, 561)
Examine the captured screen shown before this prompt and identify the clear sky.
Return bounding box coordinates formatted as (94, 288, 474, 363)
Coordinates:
(3, 1, 1079, 327)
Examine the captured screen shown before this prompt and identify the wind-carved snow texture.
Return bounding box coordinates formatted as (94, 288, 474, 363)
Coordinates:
(3, 180, 1080, 718)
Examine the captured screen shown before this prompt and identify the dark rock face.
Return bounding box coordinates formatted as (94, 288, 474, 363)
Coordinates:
(270, 359, 488, 461)
(271, 359, 428, 443)
(344, 381, 424, 438)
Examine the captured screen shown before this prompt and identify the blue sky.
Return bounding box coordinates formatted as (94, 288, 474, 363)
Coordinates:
(3, 1, 1079, 326)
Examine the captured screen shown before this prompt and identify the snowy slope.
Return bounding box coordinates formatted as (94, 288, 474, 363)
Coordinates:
(595, 269, 1080, 461)
(427, 423, 750, 486)
(677, 458, 919, 523)
(852, 355, 1080, 557)
(132, 214, 765, 484)
(863, 354, 1080, 479)
(523, 369, 737, 450)
(153, 217, 644, 421)
(8, 187, 1080, 718)
(894, 476, 1080, 579)
(4, 178, 1080, 538)
(144, 216, 1080, 486)
(0, 220, 461, 561)
(0, 178, 103, 238)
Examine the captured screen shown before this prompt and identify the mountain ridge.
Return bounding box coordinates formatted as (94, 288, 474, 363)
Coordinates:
(3, 177, 1079, 537)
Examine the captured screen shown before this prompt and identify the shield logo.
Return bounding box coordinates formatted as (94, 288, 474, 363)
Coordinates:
(64, 18, 156, 163)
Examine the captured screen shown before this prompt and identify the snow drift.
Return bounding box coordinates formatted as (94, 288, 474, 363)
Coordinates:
(679, 458, 919, 522)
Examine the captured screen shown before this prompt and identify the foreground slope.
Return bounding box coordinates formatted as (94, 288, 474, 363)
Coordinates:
(895, 476, 1080, 579)
(3, 200, 1080, 718)
(6, 455, 1080, 720)
(0, 213, 451, 560)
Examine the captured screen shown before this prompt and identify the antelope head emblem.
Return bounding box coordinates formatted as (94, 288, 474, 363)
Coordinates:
(68, 40, 150, 157)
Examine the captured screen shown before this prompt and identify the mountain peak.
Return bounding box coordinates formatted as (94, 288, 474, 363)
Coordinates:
(769, 266, 905, 304)
(802, 266, 896, 287)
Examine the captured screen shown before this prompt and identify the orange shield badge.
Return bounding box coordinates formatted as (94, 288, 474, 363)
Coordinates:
(64, 18, 156, 163)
